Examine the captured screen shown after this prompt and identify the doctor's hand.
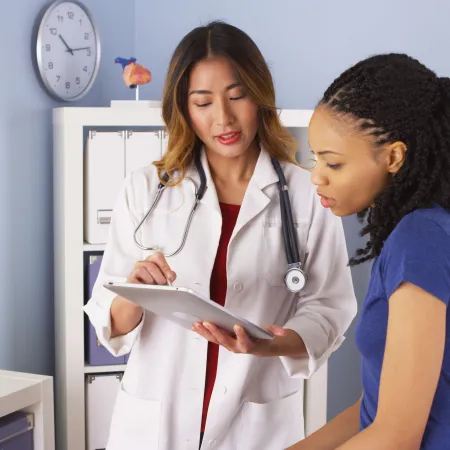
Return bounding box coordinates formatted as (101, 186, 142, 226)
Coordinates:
(127, 252, 176, 285)
(192, 322, 293, 356)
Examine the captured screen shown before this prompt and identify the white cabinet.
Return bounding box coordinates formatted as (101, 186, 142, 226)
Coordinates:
(52, 105, 327, 450)
(0, 370, 55, 450)
(84, 130, 165, 244)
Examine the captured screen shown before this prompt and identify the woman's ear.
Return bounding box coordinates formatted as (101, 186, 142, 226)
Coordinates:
(386, 141, 407, 175)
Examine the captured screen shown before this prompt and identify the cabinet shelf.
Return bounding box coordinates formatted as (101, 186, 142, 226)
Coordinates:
(83, 242, 106, 252)
(84, 364, 126, 374)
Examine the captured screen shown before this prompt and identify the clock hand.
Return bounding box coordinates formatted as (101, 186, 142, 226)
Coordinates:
(58, 34, 73, 55)
(70, 47, 91, 52)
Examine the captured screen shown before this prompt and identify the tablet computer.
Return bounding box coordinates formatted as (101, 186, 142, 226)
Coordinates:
(103, 282, 274, 340)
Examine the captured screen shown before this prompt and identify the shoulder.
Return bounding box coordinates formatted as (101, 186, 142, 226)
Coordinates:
(121, 163, 160, 207)
(380, 205, 450, 302)
(279, 159, 313, 184)
(385, 205, 450, 253)
(278, 160, 317, 201)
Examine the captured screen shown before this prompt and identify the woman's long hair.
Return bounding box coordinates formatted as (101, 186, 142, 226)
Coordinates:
(154, 20, 298, 185)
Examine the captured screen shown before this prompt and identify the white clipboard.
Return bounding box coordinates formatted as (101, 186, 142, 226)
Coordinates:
(103, 282, 274, 340)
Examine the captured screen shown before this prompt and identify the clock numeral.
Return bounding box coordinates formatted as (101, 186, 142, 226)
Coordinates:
(68, 11, 74, 19)
(50, 28, 57, 35)
(84, 32, 89, 40)
(79, 19, 82, 26)
(56, 76, 60, 82)
(83, 66, 88, 72)
(57, 15, 64, 23)
(48, 62, 53, 70)
(66, 82, 71, 89)
(76, 77, 81, 85)
(45, 44, 51, 51)
(87, 48, 92, 56)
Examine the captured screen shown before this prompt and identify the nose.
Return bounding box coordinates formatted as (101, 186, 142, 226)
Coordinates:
(311, 164, 328, 186)
(215, 99, 234, 126)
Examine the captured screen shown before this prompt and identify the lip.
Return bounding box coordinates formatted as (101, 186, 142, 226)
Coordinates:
(317, 192, 336, 208)
(216, 131, 241, 146)
(216, 130, 240, 137)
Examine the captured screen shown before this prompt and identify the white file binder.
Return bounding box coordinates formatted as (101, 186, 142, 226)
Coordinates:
(85, 373, 122, 450)
(84, 131, 125, 244)
(125, 130, 162, 176)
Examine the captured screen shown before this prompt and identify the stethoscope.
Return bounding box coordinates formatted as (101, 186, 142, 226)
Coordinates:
(133, 147, 307, 293)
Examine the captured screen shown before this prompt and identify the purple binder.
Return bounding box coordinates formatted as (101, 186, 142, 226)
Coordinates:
(0, 412, 33, 450)
(85, 254, 128, 365)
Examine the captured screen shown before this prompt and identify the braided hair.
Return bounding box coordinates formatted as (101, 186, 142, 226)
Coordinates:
(320, 53, 450, 265)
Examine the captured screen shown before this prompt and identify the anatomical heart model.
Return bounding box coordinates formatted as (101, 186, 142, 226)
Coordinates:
(115, 57, 151, 99)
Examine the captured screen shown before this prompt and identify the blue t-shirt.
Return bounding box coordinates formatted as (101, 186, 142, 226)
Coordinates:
(355, 205, 450, 449)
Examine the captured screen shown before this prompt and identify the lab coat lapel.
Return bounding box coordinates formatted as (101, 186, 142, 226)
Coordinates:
(184, 149, 221, 216)
(199, 150, 222, 215)
(185, 147, 280, 235)
(231, 149, 279, 240)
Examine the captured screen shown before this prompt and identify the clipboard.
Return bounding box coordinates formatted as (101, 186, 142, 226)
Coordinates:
(103, 282, 274, 340)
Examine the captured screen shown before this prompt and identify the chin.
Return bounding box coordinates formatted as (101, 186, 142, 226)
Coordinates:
(330, 205, 355, 217)
(211, 143, 249, 159)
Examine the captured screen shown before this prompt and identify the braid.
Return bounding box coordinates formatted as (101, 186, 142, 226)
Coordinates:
(320, 53, 450, 265)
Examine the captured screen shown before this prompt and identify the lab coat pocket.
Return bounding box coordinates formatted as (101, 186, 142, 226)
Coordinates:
(238, 388, 305, 450)
(107, 386, 161, 450)
(263, 221, 308, 287)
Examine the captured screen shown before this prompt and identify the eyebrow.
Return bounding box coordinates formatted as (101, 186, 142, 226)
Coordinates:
(188, 82, 241, 96)
(317, 150, 342, 156)
(308, 141, 342, 156)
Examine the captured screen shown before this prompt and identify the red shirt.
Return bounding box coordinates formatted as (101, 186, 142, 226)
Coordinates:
(201, 202, 240, 432)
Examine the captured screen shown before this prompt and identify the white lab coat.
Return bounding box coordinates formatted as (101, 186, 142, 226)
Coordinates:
(84, 148, 357, 450)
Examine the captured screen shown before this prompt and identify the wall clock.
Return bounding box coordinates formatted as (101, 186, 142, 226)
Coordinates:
(36, 0, 101, 102)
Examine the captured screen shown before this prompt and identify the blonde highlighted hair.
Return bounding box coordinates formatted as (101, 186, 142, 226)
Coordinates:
(154, 21, 298, 185)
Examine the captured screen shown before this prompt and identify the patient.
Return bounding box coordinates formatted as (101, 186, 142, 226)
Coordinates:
(289, 53, 450, 449)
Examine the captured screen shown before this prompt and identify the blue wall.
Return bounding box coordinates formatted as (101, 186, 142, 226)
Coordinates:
(0, 0, 135, 377)
(2, 0, 450, 421)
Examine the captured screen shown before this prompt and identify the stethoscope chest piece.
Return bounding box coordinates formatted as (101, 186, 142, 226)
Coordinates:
(284, 265, 307, 293)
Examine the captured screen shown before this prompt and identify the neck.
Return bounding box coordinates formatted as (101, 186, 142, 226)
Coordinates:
(206, 141, 260, 184)
(204, 141, 260, 205)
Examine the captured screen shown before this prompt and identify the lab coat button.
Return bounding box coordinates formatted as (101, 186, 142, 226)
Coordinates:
(223, 386, 227, 394)
(209, 439, 217, 446)
(233, 282, 243, 292)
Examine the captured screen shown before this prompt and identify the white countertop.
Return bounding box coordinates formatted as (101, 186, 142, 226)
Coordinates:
(0, 370, 55, 450)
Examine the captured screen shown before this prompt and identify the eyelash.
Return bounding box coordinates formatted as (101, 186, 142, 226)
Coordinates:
(310, 153, 341, 170)
(196, 94, 246, 108)
(326, 163, 341, 170)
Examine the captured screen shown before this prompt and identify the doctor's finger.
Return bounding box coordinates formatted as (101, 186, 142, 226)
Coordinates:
(193, 323, 219, 344)
(203, 323, 236, 350)
(234, 325, 254, 353)
(129, 265, 155, 285)
(141, 262, 169, 285)
(147, 252, 176, 282)
(262, 325, 288, 337)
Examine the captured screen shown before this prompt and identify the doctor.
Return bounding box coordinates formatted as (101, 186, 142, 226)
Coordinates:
(84, 21, 357, 450)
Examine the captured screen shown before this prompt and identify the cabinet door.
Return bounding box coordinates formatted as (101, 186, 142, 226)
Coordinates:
(84, 131, 125, 244)
(125, 130, 161, 176)
(85, 373, 123, 450)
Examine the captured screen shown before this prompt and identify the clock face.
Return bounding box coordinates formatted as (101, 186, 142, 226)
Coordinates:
(37, 0, 100, 102)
